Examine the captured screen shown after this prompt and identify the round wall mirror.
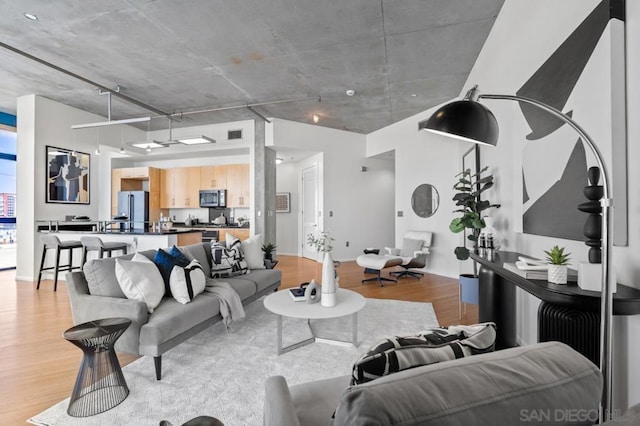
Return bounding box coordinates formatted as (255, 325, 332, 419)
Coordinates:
(411, 184, 440, 218)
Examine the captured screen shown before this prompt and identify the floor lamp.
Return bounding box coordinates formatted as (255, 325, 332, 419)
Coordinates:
(419, 85, 615, 421)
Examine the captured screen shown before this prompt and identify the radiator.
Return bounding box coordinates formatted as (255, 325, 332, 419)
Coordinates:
(538, 302, 600, 365)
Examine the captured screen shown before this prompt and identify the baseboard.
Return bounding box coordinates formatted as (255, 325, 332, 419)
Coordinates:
(15, 275, 34, 282)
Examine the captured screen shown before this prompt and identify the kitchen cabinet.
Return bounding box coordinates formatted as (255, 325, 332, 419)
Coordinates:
(148, 167, 161, 221)
(226, 164, 250, 208)
(200, 165, 228, 189)
(218, 228, 250, 242)
(161, 167, 200, 208)
(160, 168, 176, 208)
(111, 169, 122, 216)
(120, 167, 150, 179)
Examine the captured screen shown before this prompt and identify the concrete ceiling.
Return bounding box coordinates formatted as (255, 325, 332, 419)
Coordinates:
(0, 0, 504, 134)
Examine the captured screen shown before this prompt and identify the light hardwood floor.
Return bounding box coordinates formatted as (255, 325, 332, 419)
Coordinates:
(0, 255, 477, 424)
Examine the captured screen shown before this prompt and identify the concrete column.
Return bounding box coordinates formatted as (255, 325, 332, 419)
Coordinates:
(252, 119, 276, 244)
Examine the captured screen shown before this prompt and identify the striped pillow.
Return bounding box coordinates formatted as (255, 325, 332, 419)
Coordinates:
(351, 322, 496, 385)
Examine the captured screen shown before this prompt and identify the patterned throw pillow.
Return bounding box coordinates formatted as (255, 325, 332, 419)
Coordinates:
(170, 259, 206, 304)
(226, 235, 248, 275)
(351, 322, 496, 385)
(210, 240, 248, 278)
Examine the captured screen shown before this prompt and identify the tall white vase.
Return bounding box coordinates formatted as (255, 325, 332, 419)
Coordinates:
(321, 252, 336, 307)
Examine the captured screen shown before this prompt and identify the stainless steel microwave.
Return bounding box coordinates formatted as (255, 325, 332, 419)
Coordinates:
(199, 189, 226, 208)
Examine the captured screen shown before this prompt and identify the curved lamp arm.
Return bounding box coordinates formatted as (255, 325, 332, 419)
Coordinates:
(477, 93, 614, 421)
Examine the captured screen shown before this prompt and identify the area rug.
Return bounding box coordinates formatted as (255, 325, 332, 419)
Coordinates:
(29, 297, 439, 426)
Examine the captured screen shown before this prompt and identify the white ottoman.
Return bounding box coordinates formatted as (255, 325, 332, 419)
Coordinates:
(356, 254, 403, 286)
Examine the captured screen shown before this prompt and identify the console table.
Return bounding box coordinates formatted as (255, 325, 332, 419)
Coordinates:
(470, 251, 640, 364)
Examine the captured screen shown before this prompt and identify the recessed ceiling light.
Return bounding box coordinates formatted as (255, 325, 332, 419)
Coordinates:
(275, 158, 283, 165)
(346, 89, 356, 96)
(312, 114, 320, 124)
(24, 13, 39, 21)
(411, 93, 417, 97)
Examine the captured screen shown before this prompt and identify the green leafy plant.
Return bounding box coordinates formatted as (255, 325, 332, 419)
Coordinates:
(261, 243, 277, 254)
(544, 245, 571, 265)
(307, 230, 334, 253)
(261, 243, 277, 261)
(450, 166, 500, 260)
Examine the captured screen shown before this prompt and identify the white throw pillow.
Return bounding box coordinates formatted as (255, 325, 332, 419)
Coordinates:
(115, 254, 164, 313)
(242, 234, 265, 270)
(170, 259, 206, 304)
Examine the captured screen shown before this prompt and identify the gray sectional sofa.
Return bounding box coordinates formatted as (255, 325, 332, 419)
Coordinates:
(264, 341, 639, 426)
(66, 242, 281, 380)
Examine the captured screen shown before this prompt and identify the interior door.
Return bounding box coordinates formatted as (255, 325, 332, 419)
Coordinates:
(301, 165, 318, 260)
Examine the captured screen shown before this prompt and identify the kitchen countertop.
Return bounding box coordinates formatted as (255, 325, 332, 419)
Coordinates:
(172, 222, 249, 229)
(38, 229, 201, 236)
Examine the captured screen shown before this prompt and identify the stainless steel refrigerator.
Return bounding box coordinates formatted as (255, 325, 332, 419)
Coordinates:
(117, 191, 149, 232)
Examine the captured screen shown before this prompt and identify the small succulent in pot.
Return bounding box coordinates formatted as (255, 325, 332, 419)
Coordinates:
(544, 245, 571, 265)
(545, 245, 571, 284)
(261, 243, 277, 261)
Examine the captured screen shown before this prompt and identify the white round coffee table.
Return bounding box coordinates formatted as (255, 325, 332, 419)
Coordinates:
(263, 288, 366, 355)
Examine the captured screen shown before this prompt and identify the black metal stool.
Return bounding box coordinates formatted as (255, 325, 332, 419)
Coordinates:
(63, 318, 131, 417)
(37, 235, 83, 291)
(80, 236, 128, 265)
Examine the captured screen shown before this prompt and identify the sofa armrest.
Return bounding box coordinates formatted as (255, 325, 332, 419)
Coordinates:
(66, 271, 148, 355)
(264, 376, 301, 426)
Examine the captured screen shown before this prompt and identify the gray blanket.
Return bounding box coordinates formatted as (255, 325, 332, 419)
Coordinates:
(204, 280, 245, 327)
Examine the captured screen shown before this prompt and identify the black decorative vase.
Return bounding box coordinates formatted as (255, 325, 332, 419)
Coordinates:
(577, 167, 602, 264)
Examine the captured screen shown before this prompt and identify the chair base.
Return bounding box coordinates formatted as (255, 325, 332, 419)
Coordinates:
(361, 272, 397, 287)
(390, 269, 424, 280)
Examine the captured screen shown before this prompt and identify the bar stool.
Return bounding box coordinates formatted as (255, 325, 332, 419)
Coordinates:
(80, 236, 128, 265)
(37, 235, 83, 291)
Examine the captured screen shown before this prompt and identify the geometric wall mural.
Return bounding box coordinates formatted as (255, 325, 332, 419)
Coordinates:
(516, 0, 627, 244)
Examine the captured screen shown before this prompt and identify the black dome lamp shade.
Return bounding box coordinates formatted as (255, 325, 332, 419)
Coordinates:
(419, 99, 499, 147)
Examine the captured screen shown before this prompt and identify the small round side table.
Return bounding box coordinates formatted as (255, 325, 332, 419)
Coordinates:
(63, 317, 131, 417)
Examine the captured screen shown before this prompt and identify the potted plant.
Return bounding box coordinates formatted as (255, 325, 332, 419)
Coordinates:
(450, 166, 501, 261)
(261, 243, 277, 264)
(449, 166, 500, 310)
(545, 245, 571, 284)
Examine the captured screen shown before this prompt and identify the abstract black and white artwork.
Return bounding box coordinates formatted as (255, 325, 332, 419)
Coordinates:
(46, 146, 90, 204)
(515, 0, 627, 244)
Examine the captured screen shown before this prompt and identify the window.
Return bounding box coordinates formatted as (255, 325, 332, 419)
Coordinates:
(0, 122, 16, 269)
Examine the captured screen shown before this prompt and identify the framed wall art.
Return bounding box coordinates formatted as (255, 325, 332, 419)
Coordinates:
(46, 146, 90, 204)
(275, 192, 290, 213)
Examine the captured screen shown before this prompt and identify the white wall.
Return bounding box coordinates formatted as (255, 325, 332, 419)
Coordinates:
(367, 111, 468, 278)
(275, 161, 300, 255)
(268, 119, 395, 261)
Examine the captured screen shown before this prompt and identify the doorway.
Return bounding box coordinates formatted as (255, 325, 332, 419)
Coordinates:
(301, 164, 318, 260)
